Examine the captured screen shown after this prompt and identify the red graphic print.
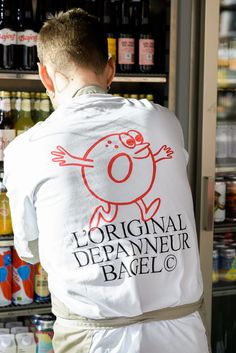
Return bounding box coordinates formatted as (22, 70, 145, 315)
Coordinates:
(51, 130, 174, 229)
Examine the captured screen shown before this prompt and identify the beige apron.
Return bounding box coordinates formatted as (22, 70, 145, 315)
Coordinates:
(51, 294, 211, 353)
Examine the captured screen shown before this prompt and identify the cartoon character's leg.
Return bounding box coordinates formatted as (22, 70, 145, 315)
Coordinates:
(90, 203, 118, 229)
(136, 198, 161, 221)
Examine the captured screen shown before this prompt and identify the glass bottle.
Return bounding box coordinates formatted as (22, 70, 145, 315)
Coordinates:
(118, 0, 135, 73)
(103, 0, 116, 62)
(139, 0, 155, 73)
(0, 91, 15, 161)
(0, 0, 17, 69)
(14, 91, 34, 135)
(0, 173, 13, 236)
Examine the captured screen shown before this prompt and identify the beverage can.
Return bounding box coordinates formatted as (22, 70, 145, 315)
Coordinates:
(34, 263, 50, 303)
(221, 248, 236, 282)
(32, 314, 55, 353)
(212, 248, 219, 283)
(12, 248, 34, 305)
(214, 176, 226, 222)
(0, 247, 12, 307)
(226, 175, 236, 221)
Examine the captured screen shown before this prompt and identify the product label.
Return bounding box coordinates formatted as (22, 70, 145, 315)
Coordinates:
(108, 37, 116, 61)
(1, 98, 11, 112)
(0, 28, 16, 46)
(139, 39, 155, 65)
(35, 264, 50, 298)
(118, 37, 135, 64)
(0, 129, 16, 161)
(17, 30, 38, 47)
(40, 100, 50, 113)
(22, 99, 31, 112)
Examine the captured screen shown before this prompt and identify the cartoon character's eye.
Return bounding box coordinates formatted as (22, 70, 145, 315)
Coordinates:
(128, 130, 144, 145)
(119, 133, 136, 148)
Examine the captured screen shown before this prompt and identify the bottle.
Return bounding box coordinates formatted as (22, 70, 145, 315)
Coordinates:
(0, 247, 12, 307)
(118, 0, 135, 73)
(12, 248, 34, 305)
(16, 0, 38, 71)
(15, 333, 36, 353)
(38, 93, 50, 122)
(0, 91, 15, 162)
(103, 0, 116, 62)
(35, 0, 45, 32)
(0, 334, 16, 353)
(131, 0, 141, 71)
(139, 0, 155, 73)
(10, 91, 17, 123)
(32, 92, 40, 123)
(0, 175, 13, 236)
(0, 0, 17, 70)
(14, 92, 34, 135)
(34, 263, 50, 303)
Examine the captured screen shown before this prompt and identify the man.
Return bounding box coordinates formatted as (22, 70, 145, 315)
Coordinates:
(4, 8, 209, 353)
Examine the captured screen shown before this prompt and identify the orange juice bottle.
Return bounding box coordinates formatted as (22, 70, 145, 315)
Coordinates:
(0, 176, 13, 236)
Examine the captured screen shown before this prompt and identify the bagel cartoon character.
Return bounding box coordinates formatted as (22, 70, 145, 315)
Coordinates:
(51, 130, 174, 229)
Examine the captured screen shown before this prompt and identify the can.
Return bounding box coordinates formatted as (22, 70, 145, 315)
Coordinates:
(12, 248, 34, 305)
(32, 314, 55, 353)
(212, 248, 219, 283)
(34, 263, 50, 303)
(0, 247, 12, 307)
(226, 175, 236, 221)
(214, 176, 226, 222)
(221, 248, 236, 282)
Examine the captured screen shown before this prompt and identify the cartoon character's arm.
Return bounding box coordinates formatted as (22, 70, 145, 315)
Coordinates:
(153, 145, 174, 163)
(51, 146, 94, 168)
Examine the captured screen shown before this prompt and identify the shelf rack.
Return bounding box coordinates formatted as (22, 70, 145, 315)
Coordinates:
(215, 166, 236, 173)
(214, 222, 236, 233)
(212, 285, 236, 297)
(0, 302, 51, 318)
(0, 71, 167, 84)
(0, 235, 14, 247)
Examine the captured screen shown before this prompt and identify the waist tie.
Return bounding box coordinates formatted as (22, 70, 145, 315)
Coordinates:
(51, 294, 204, 330)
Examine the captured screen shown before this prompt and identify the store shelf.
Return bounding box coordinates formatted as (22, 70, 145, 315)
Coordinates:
(214, 221, 236, 233)
(218, 77, 236, 88)
(0, 71, 167, 84)
(215, 165, 236, 173)
(0, 302, 51, 318)
(213, 284, 236, 297)
(0, 235, 14, 247)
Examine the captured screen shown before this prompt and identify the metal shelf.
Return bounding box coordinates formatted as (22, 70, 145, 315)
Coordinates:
(213, 285, 236, 297)
(0, 71, 167, 84)
(0, 302, 51, 318)
(218, 78, 236, 88)
(215, 166, 236, 173)
(214, 221, 236, 233)
(0, 235, 14, 247)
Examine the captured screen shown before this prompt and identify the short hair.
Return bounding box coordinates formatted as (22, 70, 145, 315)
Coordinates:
(37, 8, 108, 74)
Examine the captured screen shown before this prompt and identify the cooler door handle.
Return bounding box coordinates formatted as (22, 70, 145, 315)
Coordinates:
(204, 176, 215, 231)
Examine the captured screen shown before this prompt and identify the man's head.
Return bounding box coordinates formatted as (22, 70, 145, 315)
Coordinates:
(37, 8, 115, 108)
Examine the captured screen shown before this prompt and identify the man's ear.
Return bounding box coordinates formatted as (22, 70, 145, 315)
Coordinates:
(38, 63, 55, 94)
(106, 56, 116, 87)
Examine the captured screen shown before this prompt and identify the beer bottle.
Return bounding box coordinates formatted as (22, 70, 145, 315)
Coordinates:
(33, 92, 41, 123)
(139, 0, 155, 73)
(118, 0, 135, 73)
(10, 91, 17, 122)
(0, 173, 13, 236)
(0, 91, 15, 162)
(35, 0, 45, 31)
(103, 0, 116, 62)
(15, 91, 22, 122)
(16, 0, 38, 71)
(0, 0, 17, 70)
(37, 93, 50, 123)
(14, 91, 34, 135)
(131, 0, 141, 71)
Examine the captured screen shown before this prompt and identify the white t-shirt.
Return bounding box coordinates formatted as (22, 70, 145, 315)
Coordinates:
(4, 94, 209, 353)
